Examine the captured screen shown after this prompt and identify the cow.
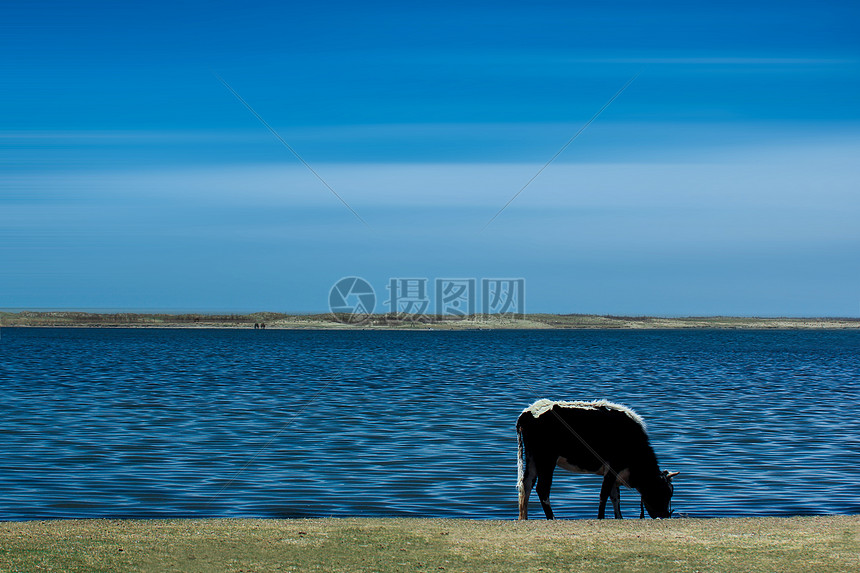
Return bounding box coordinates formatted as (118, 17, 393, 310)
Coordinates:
(517, 399, 678, 520)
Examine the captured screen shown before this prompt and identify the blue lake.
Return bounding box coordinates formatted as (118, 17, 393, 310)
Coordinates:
(1, 327, 858, 520)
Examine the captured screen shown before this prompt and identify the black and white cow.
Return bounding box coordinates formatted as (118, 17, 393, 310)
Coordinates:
(517, 399, 678, 520)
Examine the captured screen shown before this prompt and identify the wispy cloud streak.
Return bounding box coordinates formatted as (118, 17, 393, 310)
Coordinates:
(215, 73, 369, 227)
(483, 72, 640, 230)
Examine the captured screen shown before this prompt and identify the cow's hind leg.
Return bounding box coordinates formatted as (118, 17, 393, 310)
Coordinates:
(535, 460, 556, 520)
(610, 484, 623, 519)
(598, 472, 617, 519)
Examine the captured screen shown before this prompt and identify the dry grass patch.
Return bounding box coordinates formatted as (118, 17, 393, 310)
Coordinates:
(0, 516, 857, 572)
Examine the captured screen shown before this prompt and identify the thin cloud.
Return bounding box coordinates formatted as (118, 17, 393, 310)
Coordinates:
(582, 57, 857, 64)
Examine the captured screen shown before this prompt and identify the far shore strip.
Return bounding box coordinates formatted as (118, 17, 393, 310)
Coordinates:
(2, 312, 859, 330)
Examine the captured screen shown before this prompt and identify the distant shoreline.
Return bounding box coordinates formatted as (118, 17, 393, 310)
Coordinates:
(2, 311, 859, 330)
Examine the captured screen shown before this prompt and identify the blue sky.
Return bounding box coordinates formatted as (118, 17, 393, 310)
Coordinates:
(2, 0, 859, 315)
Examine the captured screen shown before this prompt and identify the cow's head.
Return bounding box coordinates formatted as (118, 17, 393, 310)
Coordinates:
(641, 470, 679, 518)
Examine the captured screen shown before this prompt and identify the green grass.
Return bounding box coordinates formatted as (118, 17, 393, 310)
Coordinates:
(1, 516, 857, 572)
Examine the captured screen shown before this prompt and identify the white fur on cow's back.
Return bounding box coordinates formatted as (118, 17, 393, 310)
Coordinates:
(523, 398, 646, 430)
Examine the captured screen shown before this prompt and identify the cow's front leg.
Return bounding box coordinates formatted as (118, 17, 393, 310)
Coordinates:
(535, 461, 556, 520)
(610, 484, 623, 518)
(597, 471, 616, 519)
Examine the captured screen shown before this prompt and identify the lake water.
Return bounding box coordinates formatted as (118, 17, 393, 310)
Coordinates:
(1, 327, 858, 520)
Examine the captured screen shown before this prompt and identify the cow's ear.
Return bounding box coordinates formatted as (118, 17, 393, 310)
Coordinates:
(665, 471, 680, 479)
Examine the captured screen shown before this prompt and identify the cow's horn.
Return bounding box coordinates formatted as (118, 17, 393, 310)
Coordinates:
(666, 471, 680, 479)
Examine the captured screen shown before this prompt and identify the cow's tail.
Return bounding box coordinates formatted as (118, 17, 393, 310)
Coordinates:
(516, 414, 531, 519)
(516, 422, 525, 495)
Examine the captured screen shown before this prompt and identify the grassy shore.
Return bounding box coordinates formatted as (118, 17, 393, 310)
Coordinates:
(2, 311, 859, 330)
(0, 516, 857, 572)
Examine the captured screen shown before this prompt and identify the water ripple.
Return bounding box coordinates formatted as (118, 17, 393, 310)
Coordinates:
(0, 328, 858, 519)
